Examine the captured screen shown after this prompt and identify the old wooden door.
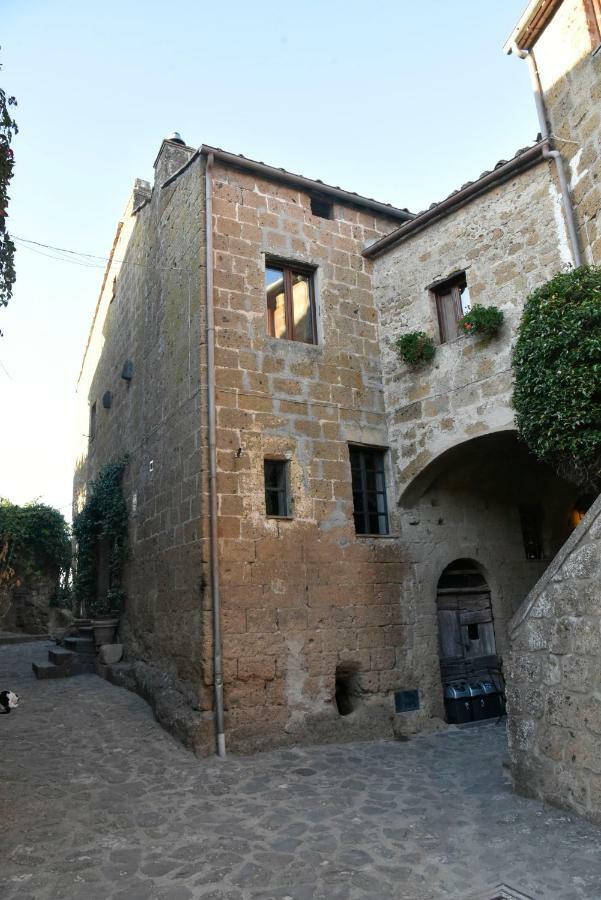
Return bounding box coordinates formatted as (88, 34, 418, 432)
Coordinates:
(436, 559, 501, 690)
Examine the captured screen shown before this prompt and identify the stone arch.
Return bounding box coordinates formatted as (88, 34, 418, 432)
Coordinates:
(399, 428, 519, 508)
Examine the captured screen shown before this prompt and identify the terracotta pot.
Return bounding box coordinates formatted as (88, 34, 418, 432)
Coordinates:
(91, 618, 119, 648)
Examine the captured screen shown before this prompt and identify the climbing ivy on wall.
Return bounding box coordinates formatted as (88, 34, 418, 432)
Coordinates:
(73, 457, 129, 618)
(512, 266, 601, 491)
(0, 52, 18, 334)
(0, 500, 71, 592)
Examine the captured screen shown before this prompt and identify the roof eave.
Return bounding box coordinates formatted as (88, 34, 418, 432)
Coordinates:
(362, 142, 547, 260)
(199, 145, 414, 222)
(503, 0, 564, 53)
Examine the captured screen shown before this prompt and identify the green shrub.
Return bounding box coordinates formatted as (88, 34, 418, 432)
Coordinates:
(460, 304, 504, 336)
(512, 266, 601, 490)
(395, 331, 436, 366)
(73, 457, 129, 618)
(0, 500, 71, 587)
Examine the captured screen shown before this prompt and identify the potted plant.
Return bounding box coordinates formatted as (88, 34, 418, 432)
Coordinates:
(395, 331, 436, 366)
(90, 588, 123, 648)
(459, 304, 504, 337)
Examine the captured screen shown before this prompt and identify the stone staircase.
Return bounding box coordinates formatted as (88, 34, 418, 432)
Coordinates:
(32, 627, 97, 679)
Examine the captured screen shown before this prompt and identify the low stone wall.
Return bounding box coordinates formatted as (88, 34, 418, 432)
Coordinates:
(506, 493, 601, 824)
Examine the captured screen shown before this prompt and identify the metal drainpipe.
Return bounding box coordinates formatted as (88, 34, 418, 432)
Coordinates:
(205, 152, 226, 758)
(512, 43, 583, 268)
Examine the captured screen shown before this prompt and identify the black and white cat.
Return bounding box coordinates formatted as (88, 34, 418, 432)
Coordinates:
(0, 690, 19, 714)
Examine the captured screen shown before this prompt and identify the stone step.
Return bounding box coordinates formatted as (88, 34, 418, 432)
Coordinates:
(32, 661, 71, 679)
(63, 636, 95, 655)
(48, 648, 76, 667)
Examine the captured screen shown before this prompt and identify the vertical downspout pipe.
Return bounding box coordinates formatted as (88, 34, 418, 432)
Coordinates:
(512, 43, 583, 268)
(205, 152, 226, 758)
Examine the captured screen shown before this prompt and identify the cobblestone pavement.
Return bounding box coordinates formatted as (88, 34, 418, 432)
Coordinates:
(2, 643, 601, 900)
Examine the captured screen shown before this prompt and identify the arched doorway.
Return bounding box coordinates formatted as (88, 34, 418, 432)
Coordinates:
(436, 559, 504, 723)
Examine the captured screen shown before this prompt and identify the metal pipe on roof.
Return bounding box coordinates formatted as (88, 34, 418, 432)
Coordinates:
(205, 151, 226, 759)
(511, 43, 583, 267)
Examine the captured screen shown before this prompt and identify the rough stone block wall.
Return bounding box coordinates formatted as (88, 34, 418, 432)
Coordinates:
(506, 493, 601, 825)
(534, 0, 601, 265)
(206, 164, 414, 750)
(372, 161, 568, 498)
(74, 148, 210, 713)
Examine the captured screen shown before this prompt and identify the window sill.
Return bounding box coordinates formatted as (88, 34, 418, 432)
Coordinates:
(265, 336, 322, 353)
(355, 533, 399, 539)
(266, 515, 294, 521)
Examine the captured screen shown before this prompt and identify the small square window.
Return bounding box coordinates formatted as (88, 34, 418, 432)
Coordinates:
(310, 196, 333, 220)
(264, 460, 291, 517)
(265, 260, 317, 344)
(433, 272, 471, 343)
(349, 445, 389, 535)
(89, 402, 97, 443)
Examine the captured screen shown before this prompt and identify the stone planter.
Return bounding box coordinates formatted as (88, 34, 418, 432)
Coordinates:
(91, 618, 119, 649)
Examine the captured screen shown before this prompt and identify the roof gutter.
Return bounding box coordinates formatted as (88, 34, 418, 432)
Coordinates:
(362, 143, 546, 259)
(509, 42, 582, 267)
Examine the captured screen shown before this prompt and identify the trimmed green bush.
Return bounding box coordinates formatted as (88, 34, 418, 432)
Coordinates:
(460, 304, 504, 336)
(395, 331, 436, 367)
(512, 266, 601, 491)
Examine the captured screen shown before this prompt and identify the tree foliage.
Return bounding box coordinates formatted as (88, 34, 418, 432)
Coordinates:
(0, 50, 18, 332)
(0, 500, 71, 594)
(512, 266, 601, 491)
(73, 458, 129, 618)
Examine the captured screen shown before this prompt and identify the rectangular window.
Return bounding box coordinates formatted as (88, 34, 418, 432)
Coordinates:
(264, 459, 291, 517)
(433, 272, 471, 343)
(310, 196, 333, 219)
(89, 401, 97, 443)
(519, 505, 544, 560)
(265, 261, 316, 344)
(349, 445, 389, 535)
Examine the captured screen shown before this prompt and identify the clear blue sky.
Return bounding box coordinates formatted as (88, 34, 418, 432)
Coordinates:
(1, 0, 533, 518)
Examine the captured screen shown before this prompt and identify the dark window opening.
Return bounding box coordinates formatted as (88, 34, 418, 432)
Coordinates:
(265, 260, 316, 344)
(467, 623, 480, 641)
(89, 402, 97, 443)
(335, 664, 359, 716)
(310, 196, 333, 219)
(264, 459, 291, 517)
(433, 271, 471, 343)
(519, 505, 544, 560)
(349, 445, 389, 535)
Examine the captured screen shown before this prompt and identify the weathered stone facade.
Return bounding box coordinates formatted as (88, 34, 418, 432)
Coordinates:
(531, 0, 601, 265)
(75, 0, 600, 758)
(506, 495, 601, 825)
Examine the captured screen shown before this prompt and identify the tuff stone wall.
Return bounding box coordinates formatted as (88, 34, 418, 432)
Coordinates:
(368, 160, 581, 722)
(74, 147, 213, 734)
(372, 160, 569, 498)
(0, 572, 59, 634)
(533, 0, 601, 265)
(207, 163, 413, 751)
(506, 494, 601, 825)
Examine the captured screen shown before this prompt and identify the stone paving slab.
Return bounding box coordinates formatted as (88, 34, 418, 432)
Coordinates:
(1, 642, 601, 900)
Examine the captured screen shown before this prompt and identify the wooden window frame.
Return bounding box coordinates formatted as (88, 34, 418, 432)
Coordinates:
(349, 445, 390, 536)
(265, 259, 317, 345)
(264, 459, 292, 518)
(432, 272, 468, 343)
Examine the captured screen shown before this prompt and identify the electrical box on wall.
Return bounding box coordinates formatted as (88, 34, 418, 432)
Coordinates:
(394, 690, 420, 713)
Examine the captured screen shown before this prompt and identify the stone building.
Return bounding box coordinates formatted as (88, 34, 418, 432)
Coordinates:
(74, 0, 600, 758)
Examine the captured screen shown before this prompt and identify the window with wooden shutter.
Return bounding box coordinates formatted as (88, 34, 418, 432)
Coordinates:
(433, 272, 471, 343)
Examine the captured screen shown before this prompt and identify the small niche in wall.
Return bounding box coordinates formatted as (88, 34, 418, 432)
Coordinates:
(102, 391, 113, 409)
(335, 663, 360, 716)
(310, 196, 333, 220)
